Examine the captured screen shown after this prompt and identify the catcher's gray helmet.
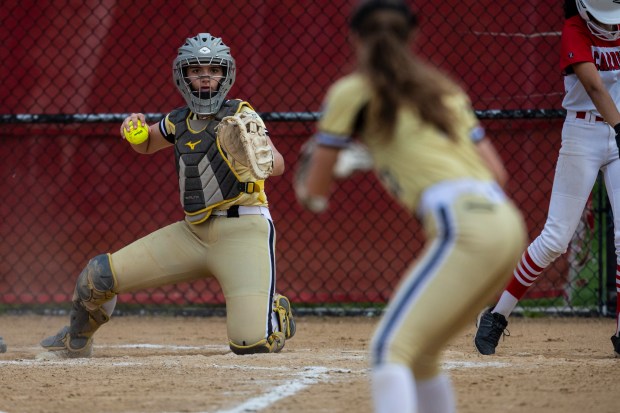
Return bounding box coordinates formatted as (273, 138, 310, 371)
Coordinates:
(173, 33, 236, 116)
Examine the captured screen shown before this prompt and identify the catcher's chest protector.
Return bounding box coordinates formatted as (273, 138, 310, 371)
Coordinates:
(170, 100, 245, 215)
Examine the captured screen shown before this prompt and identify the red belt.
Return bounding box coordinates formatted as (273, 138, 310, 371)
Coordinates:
(575, 111, 604, 122)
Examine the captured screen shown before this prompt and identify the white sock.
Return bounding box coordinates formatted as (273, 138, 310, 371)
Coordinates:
(371, 363, 416, 413)
(492, 291, 519, 318)
(416, 373, 456, 413)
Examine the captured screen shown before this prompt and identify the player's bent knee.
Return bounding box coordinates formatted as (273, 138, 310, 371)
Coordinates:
(229, 331, 286, 355)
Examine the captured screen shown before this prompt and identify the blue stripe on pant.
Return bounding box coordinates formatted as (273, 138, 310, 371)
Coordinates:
(371, 206, 454, 366)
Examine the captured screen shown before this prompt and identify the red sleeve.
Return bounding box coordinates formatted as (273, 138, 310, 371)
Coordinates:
(560, 16, 594, 72)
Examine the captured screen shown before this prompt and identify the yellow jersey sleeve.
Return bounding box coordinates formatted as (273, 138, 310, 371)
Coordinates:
(444, 93, 486, 144)
(316, 74, 371, 148)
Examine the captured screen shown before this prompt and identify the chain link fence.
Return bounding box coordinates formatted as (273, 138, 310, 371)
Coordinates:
(1, 1, 614, 315)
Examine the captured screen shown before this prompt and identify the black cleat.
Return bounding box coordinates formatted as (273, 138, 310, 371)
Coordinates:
(474, 307, 509, 355)
(611, 335, 620, 358)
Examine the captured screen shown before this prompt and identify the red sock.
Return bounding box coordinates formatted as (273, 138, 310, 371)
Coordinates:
(506, 249, 545, 300)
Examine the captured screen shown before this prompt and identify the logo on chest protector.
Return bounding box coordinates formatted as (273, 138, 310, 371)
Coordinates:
(185, 140, 202, 150)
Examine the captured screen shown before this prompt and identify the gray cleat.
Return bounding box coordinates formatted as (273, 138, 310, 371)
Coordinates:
(37, 326, 93, 360)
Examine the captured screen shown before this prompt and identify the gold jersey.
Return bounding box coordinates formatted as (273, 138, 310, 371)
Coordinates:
(317, 73, 494, 212)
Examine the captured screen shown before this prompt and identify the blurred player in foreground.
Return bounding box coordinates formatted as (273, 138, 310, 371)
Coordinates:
(475, 0, 620, 358)
(37, 33, 295, 359)
(294, 0, 526, 411)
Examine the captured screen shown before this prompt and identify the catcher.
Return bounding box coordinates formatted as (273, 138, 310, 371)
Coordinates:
(37, 33, 295, 359)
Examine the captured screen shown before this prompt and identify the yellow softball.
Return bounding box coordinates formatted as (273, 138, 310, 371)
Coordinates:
(123, 120, 149, 145)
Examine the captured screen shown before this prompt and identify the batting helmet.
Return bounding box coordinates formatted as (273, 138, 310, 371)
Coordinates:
(173, 33, 236, 116)
(576, 0, 620, 40)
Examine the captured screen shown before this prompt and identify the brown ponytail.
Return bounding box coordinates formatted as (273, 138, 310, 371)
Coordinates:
(352, 0, 461, 141)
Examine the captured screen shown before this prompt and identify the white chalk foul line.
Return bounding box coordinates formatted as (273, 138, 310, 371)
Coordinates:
(0, 352, 513, 413)
(109, 344, 229, 351)
(203, 362, 507, 413)
(211, 366, 335, 413)
(0, 359, 143, 366)
(1, 343, 229, 352)
(443, 360, 509, 369)
(209, 364, 291, 371)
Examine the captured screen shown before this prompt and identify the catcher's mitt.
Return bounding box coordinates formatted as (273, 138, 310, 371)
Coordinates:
(217, 112, 274, 180)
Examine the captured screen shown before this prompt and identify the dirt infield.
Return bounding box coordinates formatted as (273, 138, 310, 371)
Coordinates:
(0, 314, 618, 413)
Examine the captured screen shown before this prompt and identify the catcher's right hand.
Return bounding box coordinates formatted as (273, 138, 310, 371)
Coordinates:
(217, 112, 274, 180)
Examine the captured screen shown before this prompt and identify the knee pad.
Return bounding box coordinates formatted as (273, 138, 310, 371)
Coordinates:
(229, 331, 285, 355)
(70, 254, 118, 337)
(75, 254, 118, 309)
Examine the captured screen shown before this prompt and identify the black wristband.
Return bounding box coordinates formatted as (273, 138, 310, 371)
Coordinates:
(614, 123, 620, 134)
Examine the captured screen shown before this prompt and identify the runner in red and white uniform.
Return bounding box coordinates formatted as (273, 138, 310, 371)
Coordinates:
(475, 0, 620, 358)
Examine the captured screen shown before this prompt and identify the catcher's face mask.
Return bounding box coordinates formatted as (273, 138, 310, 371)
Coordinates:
(173, 33, 236, 116)
(185, 64, 225, 97)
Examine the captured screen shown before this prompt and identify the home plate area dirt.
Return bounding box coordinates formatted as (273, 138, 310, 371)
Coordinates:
(0, 315, 617, 413)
